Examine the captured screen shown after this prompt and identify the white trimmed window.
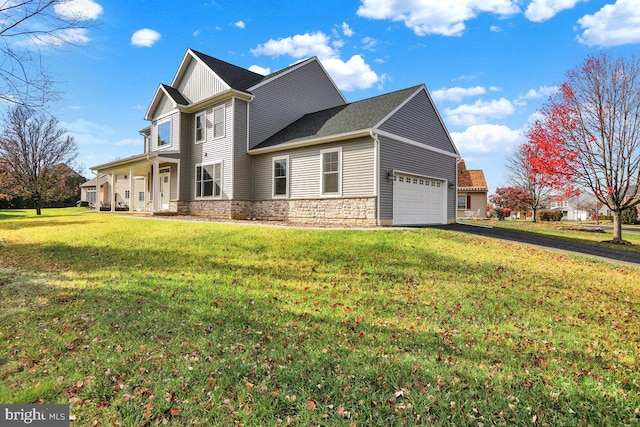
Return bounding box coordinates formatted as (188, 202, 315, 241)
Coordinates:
(272, 156, 289, 198)
(125, 190, 130, 200)
(321, 148, 341, 196)
(195, 112, 205, 143)
(458, 195, 468, 210)
(195, 162, 222, 198)
(157, 119, 171, 147)
(213, 106, 225, 139)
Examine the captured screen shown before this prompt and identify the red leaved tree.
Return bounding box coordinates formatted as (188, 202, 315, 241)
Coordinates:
(489, 186, 533, 217)
(526, 53, 640, 243)
(505, 143, 555, 222)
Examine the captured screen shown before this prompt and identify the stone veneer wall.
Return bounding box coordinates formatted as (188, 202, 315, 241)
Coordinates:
(250, 197, 377, 225)
(182, 197, 377, 225)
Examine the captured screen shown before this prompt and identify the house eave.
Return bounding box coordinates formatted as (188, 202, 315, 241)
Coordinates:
(248, 129, 372, 155)
(177, 89, 254, 113)
(90, 151, 180, 171)
(458, 186, 488, 192)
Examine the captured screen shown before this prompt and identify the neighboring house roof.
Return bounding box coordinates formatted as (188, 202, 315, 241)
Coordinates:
(458, 159, 488, 191)
(189, 49, 264, 91)
(81, 175, 108, 188)
(253, 85, 423, 150)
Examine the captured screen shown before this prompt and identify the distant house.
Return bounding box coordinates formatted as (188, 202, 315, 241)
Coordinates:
(549, 194, 606, 221)
(89, 48, 460, 225)
(457, 159, 488, 219)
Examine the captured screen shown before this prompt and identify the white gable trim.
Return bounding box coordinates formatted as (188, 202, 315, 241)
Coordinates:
(144, 85, 179, 121)
(374, 85, 460, 157)
(171, 49, 231, 92)
(248, 57, 347, 104)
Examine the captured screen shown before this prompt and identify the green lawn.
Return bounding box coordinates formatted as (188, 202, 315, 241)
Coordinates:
(1, 210, 639, 426)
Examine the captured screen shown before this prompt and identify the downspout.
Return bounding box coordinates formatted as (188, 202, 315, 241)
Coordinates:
(370, 130, 381, 226)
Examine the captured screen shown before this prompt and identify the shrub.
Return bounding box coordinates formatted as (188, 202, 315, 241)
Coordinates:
(493, 207, 505, 220)
(538, 210, 564, 221)
(503, 208, 512, 218)
(622, 206, 639, 224)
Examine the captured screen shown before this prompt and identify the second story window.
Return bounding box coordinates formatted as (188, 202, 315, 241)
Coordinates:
(157, 120, 171, 147)
(195, 112, 205, 143)
(213, 106, 225, 138)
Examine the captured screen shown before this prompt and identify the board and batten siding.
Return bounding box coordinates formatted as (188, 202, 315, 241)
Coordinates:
(252, 138, 375, 200)
(248, 60, 345, 150)
(152, 95, 174, 120)
(378, 90, 457, 155)
(190, 99, 234, 199)
(176, 57, 229, 104)
(232, 99, 252, 200)
(378, 136, 457, 221)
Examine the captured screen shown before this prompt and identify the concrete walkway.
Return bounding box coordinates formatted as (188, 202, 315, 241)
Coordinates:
(440, 223, 640, 266)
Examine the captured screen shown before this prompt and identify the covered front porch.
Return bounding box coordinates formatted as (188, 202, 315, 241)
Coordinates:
(91, 152, 181, 214)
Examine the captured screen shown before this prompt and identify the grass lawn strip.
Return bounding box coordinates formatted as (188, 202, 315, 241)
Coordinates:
(0, 210, 639, 426)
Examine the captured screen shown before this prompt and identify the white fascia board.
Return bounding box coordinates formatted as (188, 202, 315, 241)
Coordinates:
(172, 49, 230, 92)
(177, 89, 254, 114)
(373, 85, 425, 129)
(373, 129, 460, 159)
(144, 85, 172, 121)
(374, 85, 461, 158)
(248, 129, 371, 155)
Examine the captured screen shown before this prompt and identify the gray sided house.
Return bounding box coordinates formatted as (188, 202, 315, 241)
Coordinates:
(90, 49, 459, 226)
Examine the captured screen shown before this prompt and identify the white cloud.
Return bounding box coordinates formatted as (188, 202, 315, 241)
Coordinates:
(520, 85, 558, 99)
(54, 0, 103, 21)
(235, 20, 246, 29)
(356, 0, 520, 36)
(251, 31, 382, 91)
(61, 119, 114, 146)
(431, 86, 486, 102)
(445, 98, 515, 126)
(193, 29, 202, 37)
(577, 0, 640, 47)
(321, 55, 380, 92)
(114, 138, 142, 147)
(250, 32, 336, 59)
(525, 0, 585, 22)
(342, 22, 354, 37)
(248, 65, 271, 75)
(29, 28, 90, 46)
(131, 29, 161, 47)
(490, 25, 502, 32)
(362, 36, 378, 50)
(450, 124, 522, 153)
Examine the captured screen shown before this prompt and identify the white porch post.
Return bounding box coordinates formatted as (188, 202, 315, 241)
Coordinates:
(94, 170, 100, 210)
(129, 167, 133, 212)
(110, 171, 116, 212)
(152, 160, 159, 213)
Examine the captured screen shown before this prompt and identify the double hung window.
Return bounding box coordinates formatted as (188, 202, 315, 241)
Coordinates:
(196, 163, 222, 198)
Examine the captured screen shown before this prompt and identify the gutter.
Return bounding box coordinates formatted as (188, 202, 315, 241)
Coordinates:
(248, 129, 371, 155)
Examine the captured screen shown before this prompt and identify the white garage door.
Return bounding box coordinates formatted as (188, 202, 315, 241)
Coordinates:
(393, 174, 446, 225)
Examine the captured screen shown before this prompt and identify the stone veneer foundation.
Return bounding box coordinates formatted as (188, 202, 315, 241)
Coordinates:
(181, 197, 377, 226)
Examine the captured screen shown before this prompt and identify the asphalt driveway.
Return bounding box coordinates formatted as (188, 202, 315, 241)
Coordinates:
(439, 223, 640, 266)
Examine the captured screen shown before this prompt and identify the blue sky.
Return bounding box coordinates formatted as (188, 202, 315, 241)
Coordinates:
(31, 0, 640, 192)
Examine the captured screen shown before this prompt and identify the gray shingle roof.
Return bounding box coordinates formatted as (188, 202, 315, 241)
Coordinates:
(190, 49, 265, 91)
(161, 84, 189, 105)
(253, 85, 422, 150)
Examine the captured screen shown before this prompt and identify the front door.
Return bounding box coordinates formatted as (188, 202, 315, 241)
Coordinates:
(159, 169, 170, 210)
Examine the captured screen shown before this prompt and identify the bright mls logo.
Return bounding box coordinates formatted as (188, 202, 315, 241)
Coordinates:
(0, 405, 69, 426)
